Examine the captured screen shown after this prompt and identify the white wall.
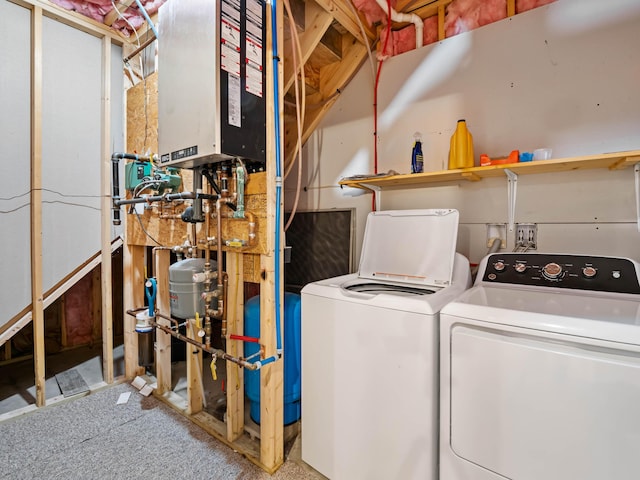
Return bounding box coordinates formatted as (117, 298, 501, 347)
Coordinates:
(0, 2, 124, 326)
(287, 0, 640, 267)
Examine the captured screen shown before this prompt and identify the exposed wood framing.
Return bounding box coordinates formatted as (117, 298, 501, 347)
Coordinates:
(30, 5, 45, 408)
(154, 248, 172, 394)
(123, 244, 145, 378)
(507, 0, 515, 17)
(225, 251, 245, 442)
(104, 0, 134, 26)
(10, 0, 124, 43)
(313, 0, 375, 44)
(101, 36, 115, 384)
(283, 1, 334, 94)
(260, 0, 284, 470)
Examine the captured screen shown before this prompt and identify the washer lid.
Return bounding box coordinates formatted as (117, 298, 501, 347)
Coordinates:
(358, 209, 459, 287)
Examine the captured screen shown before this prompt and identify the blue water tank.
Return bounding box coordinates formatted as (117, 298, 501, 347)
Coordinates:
(244, 292, 301, 425)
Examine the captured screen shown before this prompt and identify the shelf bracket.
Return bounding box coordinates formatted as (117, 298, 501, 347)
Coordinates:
(504, 168, 518, 232)
(358, 184, 382, 211)
(635, 164, 640, 232)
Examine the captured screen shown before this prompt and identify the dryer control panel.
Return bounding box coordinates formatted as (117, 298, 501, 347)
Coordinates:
(482, 253, 640, 294)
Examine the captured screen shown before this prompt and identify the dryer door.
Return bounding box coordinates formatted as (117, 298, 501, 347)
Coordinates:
(448, 323, 640, 480)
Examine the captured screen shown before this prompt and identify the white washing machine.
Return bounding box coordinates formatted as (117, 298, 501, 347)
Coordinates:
(440, 252, 640, 480)
(301, 209, 471, 480)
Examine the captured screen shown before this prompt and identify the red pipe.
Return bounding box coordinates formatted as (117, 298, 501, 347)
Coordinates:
(229, 334, 260, 343)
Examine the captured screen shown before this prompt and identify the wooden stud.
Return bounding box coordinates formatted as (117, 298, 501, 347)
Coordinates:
(154, 248, 172, 394)
(507, 0, 516, 17)
(226, 251, 245, 442)
(123, 244, 145, 378)
(30, 5, 46, 408)
(101, 36, 115, 384)
(104, 0, 135, 26)
(438, 5, 446, 41)
(186, 318, 203, 415)
(283, 1, 333, 94)
(260, 0, 284, 469)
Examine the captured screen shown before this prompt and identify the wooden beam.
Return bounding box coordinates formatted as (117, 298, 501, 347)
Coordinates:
(186, 318, 204, 415)
(225, 252, 245, 442)
(104, 0, 135, 26)
(154, 248, 172, 394)
(312, 0, 375, 44)
(260, 0, 284, 471)
(101, 36, 115, 384)
(30, 5, 45, 408)
(507, 0, 515, 17)
(10, 0, 124, 43)
(438, 4, 445, 40)
(123, 244, 145, 379)
(284, 35, 367, 165)
(283, 1, 334, 94)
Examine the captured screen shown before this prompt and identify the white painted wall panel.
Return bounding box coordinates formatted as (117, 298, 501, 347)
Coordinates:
(292, 0, 640, 267)
(0, 1, 32, 324)
(41, 18, 102, 292)
(111, 43, 124, 240)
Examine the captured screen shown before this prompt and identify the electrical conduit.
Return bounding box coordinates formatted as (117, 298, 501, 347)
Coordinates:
(258, 0, 284, 369)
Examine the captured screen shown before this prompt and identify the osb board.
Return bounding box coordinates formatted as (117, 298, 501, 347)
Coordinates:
(126, 72, 158, 155)
(125, 73, 269, 275)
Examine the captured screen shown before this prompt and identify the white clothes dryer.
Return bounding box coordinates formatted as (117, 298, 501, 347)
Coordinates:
(301, 209, 471, 480)
(440, 253, 640, 480)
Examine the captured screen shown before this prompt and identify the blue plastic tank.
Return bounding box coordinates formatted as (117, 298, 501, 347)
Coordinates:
(244, 292, 301, 425)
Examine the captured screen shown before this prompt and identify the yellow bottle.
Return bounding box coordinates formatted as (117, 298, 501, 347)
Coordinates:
(448, 119, 474, 169)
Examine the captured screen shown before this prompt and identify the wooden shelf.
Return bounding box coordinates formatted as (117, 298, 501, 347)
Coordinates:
(339, 150, 640, 190)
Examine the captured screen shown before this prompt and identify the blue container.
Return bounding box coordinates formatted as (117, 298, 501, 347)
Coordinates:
(244, 292, 301, 425)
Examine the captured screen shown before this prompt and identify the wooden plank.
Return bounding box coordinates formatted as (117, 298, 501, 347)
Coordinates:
(225, 251, 245, 442)
(123, 244, 145, 379)
(186, 316, 203, 415)
(260, 0, 284, 470)
(507, 0, 516, 17)
(9, 0, 124, 43)
(312, 0, 374, 44)
(438, 5, 445, 40)
(31, 5, 46, 408)
(284, 36, 366, 165)
(338, 150, 640, 190)
(101, 36, 115, 384)
(283, 1, 333, 94)
(104, 0, 134, 26)
(154, 248, 172, 394)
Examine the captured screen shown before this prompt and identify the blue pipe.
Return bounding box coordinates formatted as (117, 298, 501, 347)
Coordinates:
(134, 0, 159, 40)
(271, 0, 283, 355)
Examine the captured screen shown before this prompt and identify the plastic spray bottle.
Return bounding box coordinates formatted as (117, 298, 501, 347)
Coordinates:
(411, 132, 424, 174)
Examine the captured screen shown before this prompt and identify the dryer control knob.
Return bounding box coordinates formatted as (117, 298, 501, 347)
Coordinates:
(494, 261, 506, 272)
(582, 266, 597, 278)
(542, 262, 563, 279)
(515, 263, 527, 273)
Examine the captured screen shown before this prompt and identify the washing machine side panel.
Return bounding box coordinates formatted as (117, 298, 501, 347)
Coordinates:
(302, 291, 439, 480)
(443, 318, 640, 480)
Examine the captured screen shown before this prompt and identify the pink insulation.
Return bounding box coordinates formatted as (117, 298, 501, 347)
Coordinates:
(63, 273, 94, 346)
(379, 15, 438, 59)
(49, 0, 166, 36)
(353, 0, 399, 27)
(516, 0, 557, 13)
(369, 0, 557, 58)
(444, 0, 508, 38)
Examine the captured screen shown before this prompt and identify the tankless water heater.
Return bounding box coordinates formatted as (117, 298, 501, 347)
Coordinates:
(157, 0, 267, 169)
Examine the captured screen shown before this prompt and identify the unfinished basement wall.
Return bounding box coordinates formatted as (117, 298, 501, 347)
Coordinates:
(289, 0, 640, 266)
(0, 0, 124, 334)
